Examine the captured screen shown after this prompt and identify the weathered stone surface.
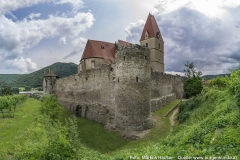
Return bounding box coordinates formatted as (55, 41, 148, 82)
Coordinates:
(43, 45, 184, 139)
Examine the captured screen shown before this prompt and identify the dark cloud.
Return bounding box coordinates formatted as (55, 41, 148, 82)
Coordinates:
(125, 5, 240, 75)
(63, 50, 78, 59)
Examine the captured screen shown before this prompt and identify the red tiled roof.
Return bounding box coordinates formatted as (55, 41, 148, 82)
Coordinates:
(140, 14, 163, 42)
(81, 40, 116, 64)
(118, 40, 132, 46)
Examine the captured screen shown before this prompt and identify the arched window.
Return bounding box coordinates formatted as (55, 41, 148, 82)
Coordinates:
(145, 31, 149, 39)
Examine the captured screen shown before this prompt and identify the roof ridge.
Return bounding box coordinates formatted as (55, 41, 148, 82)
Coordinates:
(88, 39, 114, 44)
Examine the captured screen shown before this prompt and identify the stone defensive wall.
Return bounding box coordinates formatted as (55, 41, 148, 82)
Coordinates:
(53, 64, 116, 125)
(151, 71, 183, 112)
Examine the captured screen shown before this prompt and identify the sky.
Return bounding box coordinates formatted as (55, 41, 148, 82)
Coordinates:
(0, 0, 240, 75)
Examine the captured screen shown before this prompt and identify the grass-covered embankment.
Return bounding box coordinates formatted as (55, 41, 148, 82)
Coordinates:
(1, 87, 239, 159)
(110, 88, 240, 159)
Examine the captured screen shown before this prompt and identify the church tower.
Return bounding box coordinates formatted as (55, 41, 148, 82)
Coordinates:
(140, 14, 164, 72)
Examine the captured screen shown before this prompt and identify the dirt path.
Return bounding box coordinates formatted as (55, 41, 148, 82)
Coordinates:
(169, 108, 178, 132)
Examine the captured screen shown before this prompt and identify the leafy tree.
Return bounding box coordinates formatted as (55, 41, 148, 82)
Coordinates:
(24, 86, 31, 91)
(12, 87, 20, 94)
(183, 61, 203, 98)
(184, 61, 202, 78)
(0, 83, 13, 96)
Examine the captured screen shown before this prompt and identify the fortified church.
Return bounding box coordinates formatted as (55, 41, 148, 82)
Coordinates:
(43, 14, 184, 139)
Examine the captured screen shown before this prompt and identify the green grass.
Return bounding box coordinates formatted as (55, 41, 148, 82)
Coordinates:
(0, 98, 181, 159)
(59, 99, 181, 154)
(0, 98, 41, 159)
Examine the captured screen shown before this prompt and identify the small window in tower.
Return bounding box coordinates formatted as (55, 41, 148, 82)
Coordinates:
(145, 31, 149, 39)
(101, 46, 105, 49)
(86, 77, 88, 81)
(124, 56, 125, 61)
(110, 68, 113, 72)
(159, 44, 160, 49)
(118, 78, 119, 83)
(136, 76, 139, 82)
(145, 56, 147, 60)
(146, 43, 148, 47)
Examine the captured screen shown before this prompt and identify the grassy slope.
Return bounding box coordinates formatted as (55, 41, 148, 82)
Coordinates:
(60, 99, 180, 154)
(4, 91, 238, 160)
(109, 88, 240, 159)
(0, 97, 179, 159)
(0, 98, 41, 159)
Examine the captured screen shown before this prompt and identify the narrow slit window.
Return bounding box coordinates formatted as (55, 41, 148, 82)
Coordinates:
(145, 56, 147, 60)
(159, 44, 160, 49)
(86, 77, 88, 81)
(146, 43, 148, 47)
(118, 78, 119, 83)
(136, 76, 138, 82)
(124, 56, 125, 61)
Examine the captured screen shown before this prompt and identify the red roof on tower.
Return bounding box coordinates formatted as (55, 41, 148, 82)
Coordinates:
(140, 14, 163, 42)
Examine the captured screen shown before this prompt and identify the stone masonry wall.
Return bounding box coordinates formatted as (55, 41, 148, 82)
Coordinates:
(151, 72, 184, 111)
(53, 64, 116, 126)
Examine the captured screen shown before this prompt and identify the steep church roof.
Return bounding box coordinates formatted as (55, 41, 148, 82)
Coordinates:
(80, 40, 116, 64)
(140, 14, 163, 42)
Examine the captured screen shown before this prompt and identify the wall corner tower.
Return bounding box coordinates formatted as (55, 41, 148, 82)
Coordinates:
(140, 14, 164, 72)
(114, 44, 153, 138)
(43, 68, 58, 95)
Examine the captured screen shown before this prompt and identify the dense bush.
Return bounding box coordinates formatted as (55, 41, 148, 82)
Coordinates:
(40, 94, 63, 121)
(183, 77, 203, 98)
(208, 76, 228, 88)
(228, 65, 240, 106)
(13, 116, 81, 159)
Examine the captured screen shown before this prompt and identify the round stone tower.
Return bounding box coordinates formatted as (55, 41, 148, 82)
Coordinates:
(114, 44, 153, 138)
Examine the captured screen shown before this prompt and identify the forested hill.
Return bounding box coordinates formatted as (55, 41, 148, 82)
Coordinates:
(202, 73, 230, 79)
(0, 62, 78, 88)
(0, 74, 24, 85)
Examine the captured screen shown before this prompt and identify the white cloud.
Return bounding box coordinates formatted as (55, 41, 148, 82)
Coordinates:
(125, 19, 145, 44)
(0, 12, 94, 58)
(0, 0, 94, 73)
(28, 13, 41, 19)
(0, 0, 51, 14)
(63, 37, 87, 59)
(4, 56, 38, 73)
(59, 36, 67, 44)
(55, 0, 84, 14)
